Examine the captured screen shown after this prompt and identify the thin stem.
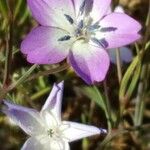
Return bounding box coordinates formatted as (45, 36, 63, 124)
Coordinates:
(145, 0, 150, 27)
(134, 65, 147, 126)
(97, 124, 150, 150)
(88, 100, 95, 123)
(0, 65, 37, 100)
(27, 63, 69, 81)
(30, 87, 51, 101)
(103, 80, 112, 132)
(8, 65, 37, 91)
(115, 48, 122, 84)
(3, 1, 14, 87)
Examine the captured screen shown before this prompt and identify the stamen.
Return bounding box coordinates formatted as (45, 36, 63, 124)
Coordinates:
(88, 23, 100, 31)
(79, 0, 86, 15)
(100, 27, 117, 32)
(58, 35, 71, 41)
(47, 129, 54, 137)
(91, 38, 109, 48)
(78, 20, 84, 29)
(64, 14, 74, 24)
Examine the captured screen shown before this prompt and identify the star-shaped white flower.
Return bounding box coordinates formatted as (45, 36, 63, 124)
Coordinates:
(3, 81, 107, 150)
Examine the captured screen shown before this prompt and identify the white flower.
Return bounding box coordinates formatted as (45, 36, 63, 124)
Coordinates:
(3, 81, 107, 150)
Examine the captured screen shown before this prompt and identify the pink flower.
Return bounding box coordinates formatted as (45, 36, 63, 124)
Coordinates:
(21, 0, 141, 84)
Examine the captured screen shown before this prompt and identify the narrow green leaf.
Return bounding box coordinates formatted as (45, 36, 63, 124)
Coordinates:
(0, 0, 8, 18)
(126, 62, 141, 98)
(81, 86, 105, 111)
(119, 56, 139, 99)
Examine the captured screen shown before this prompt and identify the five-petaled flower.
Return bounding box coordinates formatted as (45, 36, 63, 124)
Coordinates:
(21, 0, 141, 84)
(3, 81, 106, 150)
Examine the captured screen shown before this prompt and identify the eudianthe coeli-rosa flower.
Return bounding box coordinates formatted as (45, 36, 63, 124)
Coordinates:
(21, 0, 141, 84)
(3, 81, 106, 150)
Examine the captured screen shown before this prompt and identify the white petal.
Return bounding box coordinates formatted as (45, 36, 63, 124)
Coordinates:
(21, 137, 44, 150)
(49, 140, 70, 150)
(3, 101, 44, 136)
(41, 110, 58, 129)
(62, 121, 107, 142)
(114, 5, 125, 13)
(41, 81, 64, 122)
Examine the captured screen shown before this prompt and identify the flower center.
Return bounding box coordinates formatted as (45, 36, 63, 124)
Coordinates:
(47, 129, 55, 137)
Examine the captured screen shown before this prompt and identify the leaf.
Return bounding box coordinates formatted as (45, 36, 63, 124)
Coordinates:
(81, 86, 106, 112)
(119, 55, 141, 100)
(126, 61, 141, 98)
(0, 0, 8, 18)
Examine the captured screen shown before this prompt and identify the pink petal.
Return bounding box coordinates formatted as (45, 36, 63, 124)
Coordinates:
(73, 0, 111, 21)
(97, 13, 142, 48)
(109, 47, 133, 64)
(68, 40, 110, 84)
(91, 0, 111, 21)
(27, 0, 75, 31)
(21, 26, 71, 64)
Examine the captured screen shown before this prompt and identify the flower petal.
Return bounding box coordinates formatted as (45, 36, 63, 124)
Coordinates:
(96, 13, 142, 49)
(114, 5, 125, 13)
(73, 0, 111, 21)
(62, 121, 107, 142)
(41, 82, 64, 122)
(90, 0, 111, 21)
(21, 137, 44, 150)
(49, 140, 70, 150)
(27, 0, 75, 31)
(21, 26, 71, 64)
(109, 47, 133, 64)
(68, 40, 110, 84)
(3, 101, 43, 136)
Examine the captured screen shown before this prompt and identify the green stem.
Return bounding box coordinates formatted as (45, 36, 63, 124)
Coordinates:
(27, 63, 69, 81)
(30, 87, 51, 101)
(103, 80, 112, 132)
(8, 65, 37, 91)
(0, 65, 37, 100)
(3, 2, 14, 87)
(115, 48, 122, 84)
(134, 65, 147, 126)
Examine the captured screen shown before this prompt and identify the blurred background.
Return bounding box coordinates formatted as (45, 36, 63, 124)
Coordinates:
(0, 0, 150, 149)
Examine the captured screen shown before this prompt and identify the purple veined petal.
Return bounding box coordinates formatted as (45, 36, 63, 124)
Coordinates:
(3, 101, 44, 136)
(27, 0, 75, 31)
(109, 47, 133, 64)
(41, 82, 64, 122)
(62, 121, 107, 142)
(68, 40, 110, 84)
(97, 13, 142, 49)
(73, 0, 111, 21)
(90, 0, 112, 21)
(21, 26, 72, 64)
(21, 137, 44, 150)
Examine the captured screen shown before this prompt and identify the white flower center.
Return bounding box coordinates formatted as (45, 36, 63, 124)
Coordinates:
(58, 0, 117, 49)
